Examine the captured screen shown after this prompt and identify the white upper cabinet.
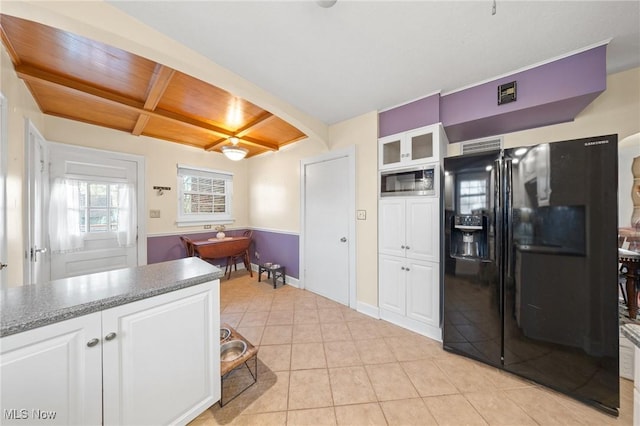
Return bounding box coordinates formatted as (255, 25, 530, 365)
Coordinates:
(379, 123, 448, 170)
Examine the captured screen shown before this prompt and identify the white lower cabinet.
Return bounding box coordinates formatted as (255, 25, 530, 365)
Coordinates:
(379, 255, 440, 340)
(1, 281, 219, 426)
(1, 312, 103, 425)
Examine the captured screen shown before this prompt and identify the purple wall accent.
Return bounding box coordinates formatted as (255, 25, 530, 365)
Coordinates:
(147, 229, 250, 268)
(440, 45, 607, 142)
(378, 94, 440, 137)
(147, 228, 300, 279)
(250, 230, 299, 279)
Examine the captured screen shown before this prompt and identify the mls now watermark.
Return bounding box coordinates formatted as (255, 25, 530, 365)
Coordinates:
(4, 409, 57, 421)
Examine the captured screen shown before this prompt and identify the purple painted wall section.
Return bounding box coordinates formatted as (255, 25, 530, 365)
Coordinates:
(250, 230, 299, 279)
(147, 230, 249, 268)
(440, 45, 607, 142)
(378, 94, 440, 137)
(378, 45, 607, 143)
(147, 228, 300, 279)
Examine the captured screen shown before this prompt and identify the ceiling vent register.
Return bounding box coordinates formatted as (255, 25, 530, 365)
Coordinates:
(461, 137, 503, 155)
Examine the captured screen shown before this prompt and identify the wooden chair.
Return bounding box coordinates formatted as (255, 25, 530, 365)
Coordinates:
(179, 236, 196, 257)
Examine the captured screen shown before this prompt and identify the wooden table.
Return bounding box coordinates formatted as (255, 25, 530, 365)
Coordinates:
(191, 236, 253, 279)
(620, 248, 640, 318)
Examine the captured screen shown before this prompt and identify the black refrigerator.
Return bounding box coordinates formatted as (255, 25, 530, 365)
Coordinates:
(442, 134, 619, 415)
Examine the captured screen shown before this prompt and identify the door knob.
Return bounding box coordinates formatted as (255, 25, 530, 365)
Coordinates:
(340, 237, 347, 242)
(32, 247, 47, 262)
(0, 263, 7, 270)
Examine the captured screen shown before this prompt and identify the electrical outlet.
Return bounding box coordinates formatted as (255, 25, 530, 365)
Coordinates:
(357, 210, 366, 220)
(149, 209, 160, 218)
(204, 225, 211, 229)
(255, 251, 260, 260)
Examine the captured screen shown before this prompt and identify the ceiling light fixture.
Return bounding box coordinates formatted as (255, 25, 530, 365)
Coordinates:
(222, 136, 248, 161)
(317, 0, 337, 8)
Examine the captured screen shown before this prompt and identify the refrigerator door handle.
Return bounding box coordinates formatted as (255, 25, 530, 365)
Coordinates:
(504, 158, 514, 280)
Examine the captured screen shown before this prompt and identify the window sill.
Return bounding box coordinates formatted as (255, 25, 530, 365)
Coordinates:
(176, 218, 234, 228)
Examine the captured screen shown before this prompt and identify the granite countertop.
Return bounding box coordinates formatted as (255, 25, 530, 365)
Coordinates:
(621, 323, 640, 348)
(0, 257, 223, 337)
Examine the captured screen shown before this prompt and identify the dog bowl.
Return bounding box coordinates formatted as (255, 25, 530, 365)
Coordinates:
(220, 327, 231, 341)
(220, 339, 247, 362)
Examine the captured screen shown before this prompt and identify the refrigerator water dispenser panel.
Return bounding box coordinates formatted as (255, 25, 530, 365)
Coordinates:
(451, 214, 489, 259)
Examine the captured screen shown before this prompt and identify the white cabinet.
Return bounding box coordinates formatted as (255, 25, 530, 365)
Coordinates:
(379, 255, 440, 338)
(379, 198, 439, 263)
(1, 282, 219, 426)
(379, 123, 448, 170)
(0, 313, 103, 425)
(378, 197, 441, 340)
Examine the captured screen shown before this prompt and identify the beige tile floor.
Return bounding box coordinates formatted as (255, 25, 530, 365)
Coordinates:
(190, 272, 633, 426)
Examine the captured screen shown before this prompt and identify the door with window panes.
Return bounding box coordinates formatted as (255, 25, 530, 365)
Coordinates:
(49, 145, 138, 280)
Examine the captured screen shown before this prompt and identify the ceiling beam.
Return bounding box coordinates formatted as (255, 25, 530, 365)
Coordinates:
(234, 111, 274, 137)
(15, 64, 280, 149)
(133, 65, 176, 136)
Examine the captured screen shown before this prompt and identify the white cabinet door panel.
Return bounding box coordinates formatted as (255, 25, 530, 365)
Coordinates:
(379, 255, 405, 315)
(0, 313, 102, 426)
(379, 199, 405, 257)
(405, 198, 439, 263)
(102, 282, 218, 426)
(406, 260, 439, 327)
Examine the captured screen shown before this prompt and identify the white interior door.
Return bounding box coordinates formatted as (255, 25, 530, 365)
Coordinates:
(301, 147, 356, 307)
(0, 94, 7, 287)
(25, 120, 49, 285)
(48, 143, 143, 280)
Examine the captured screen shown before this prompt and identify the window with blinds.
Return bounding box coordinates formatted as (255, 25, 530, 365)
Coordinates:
(177, 165, 233, 226)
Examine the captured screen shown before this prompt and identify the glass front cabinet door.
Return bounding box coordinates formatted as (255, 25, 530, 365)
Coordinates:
(379, 123, 448, 170)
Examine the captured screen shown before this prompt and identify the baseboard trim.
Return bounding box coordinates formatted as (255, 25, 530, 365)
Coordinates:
(380, 309, 442, 342)
(357, 301, 380, 319)
(250, 263, 299, 288)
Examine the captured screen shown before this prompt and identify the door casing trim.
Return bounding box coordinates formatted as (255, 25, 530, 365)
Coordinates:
(300, 145, 356, 309)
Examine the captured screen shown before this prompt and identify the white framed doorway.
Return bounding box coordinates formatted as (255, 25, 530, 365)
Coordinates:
(0, 93, 7, 287)
(47, 142, 146, 279)
(300, 146, 356, 308)
(24, 119, 50, 285)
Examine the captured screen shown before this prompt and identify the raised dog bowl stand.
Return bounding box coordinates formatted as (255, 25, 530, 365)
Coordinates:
(219, 324, 258, 407)
(258, 263, 286, 289)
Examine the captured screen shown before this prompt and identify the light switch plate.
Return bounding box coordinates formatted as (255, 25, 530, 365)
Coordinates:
(149, 209, 160, 218)
(357, 210, 366, 220)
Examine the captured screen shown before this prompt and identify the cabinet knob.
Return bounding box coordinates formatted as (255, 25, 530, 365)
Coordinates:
(105, 332, 117, 341)
(405, 268, 411, 272)
(401, 266, 406, 270)
(86, 338, 100, 347)
(401, 245, 405, 249)
(405, 246, 410, 250)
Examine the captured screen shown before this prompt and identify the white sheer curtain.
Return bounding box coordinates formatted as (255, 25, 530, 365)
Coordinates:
(117, 183, 136, 247)
(48, 178, 84, 253)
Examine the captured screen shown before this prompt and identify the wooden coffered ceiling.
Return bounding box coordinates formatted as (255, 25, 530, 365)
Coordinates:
(0, 14, 307, 158)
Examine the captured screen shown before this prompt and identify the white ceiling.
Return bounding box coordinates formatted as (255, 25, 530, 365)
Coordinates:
(108, 1, 640, 125)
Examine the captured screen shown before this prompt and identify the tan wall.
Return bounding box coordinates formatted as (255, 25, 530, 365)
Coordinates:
(328, 111, 379, 307)
(1, 46, 45, 286)
(247, 137, 327, 233)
